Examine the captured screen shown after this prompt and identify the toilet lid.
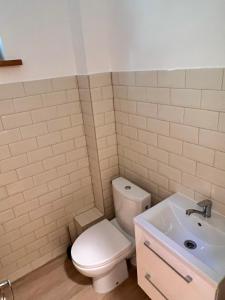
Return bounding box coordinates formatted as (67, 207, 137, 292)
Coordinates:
(71, 219, 132, 269)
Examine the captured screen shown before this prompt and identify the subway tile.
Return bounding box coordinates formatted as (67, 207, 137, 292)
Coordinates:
(20, 123, 48, 139)
(47, 116, 71, 132)
(158, 105, 184, 123)
(7, 177, 34, 195)
(215, 151, 225, 171)
(0, 83, 25, 99)
(158, 70, 185, 88)
(183, 142, 214, 166)
(197, 163, 225, 187)
(170, 123, 198, 144)
(186, 69, 223, 89)
(13, 95, 43, 112)
(219, 113, 225, 132)
(147, 118, 169, 136)
(118, 72, 135, 86)
(0, 145, 10, 160)
(9, 138, 37, 156)
(0, 154, 28, 173)
(169, 153, 196, 175)
(17, 162, 43, 179)
(51, 76, 77, 91)
(2, 112, 32, 130)
(92, 99, 114, 114)
(135, 71, 157, 87)
(28, 146, 52, 163)
(171, 89, 201, 108)
(0, 100, 14, 115)
(202, 90, 225, 112)
(158, 162, 181, 183)
(89, 73, 111, 88)
(0, 129, 21, 146)
(0, 171, 18, 187)
(138, 129, 157, 146)
(31, 106, 57, 123)
(148, 145, 169, 163)
(24, 79, 52, 95)
(182, 173, 211, 196)
(128, 114, 146, 129)
(137, 102, 157, 118)
(37, 132, 61, 147)
(42, 91, 67, 107)
(146, 88, 170, 104)
(158, 135, 182, 154)
(199, 129, 225, 152)
(184, 108, 218, 130)
(127, 86, 146, 101)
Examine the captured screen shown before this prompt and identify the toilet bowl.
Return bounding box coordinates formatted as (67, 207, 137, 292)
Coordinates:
(71, 177, 151, 294)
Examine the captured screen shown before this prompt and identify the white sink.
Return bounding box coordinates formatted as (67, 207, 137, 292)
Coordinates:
(134, 193, 225, 285)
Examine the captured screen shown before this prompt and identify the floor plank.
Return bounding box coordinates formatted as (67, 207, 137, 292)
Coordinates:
(13, 256, 148, 300)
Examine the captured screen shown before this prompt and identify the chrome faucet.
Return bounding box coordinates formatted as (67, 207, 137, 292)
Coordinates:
(186, 199, 212, 218)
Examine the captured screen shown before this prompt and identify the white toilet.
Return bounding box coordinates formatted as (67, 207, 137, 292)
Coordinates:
(71, 177, 151, 293)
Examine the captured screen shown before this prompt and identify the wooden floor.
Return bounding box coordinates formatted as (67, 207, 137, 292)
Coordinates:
(13, 256, 149, 300)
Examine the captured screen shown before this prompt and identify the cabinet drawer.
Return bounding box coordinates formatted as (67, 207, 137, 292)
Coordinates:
(136, 226, 215, 300)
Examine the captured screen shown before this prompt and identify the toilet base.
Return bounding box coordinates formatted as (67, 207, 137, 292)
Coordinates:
(93, 260, 128, 294)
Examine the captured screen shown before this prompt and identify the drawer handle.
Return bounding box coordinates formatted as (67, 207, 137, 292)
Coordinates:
(144, 240, 192, 284)
(145, 273, 169, 300)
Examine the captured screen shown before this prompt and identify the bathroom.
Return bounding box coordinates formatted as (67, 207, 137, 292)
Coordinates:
(0, 0, 225, 299)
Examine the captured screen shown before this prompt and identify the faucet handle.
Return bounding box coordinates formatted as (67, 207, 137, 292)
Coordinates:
(197, 199, 212, 208)
(197, 199, 212, 218)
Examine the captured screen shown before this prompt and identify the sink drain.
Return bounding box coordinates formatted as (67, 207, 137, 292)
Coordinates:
(184, 240, 197, 250)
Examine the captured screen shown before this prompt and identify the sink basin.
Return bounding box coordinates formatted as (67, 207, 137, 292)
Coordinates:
(134, 193, 225, 284)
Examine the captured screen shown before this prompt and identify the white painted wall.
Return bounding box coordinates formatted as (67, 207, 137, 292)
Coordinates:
(1, 0, 225, 83)
(0, 0, 76, 83)
(109, 0, 225, 71)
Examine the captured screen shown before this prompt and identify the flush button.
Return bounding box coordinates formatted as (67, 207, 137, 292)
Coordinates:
(125, 185, 131, 190)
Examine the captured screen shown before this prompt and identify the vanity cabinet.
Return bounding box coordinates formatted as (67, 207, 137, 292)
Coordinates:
(135, 225, 218, 300)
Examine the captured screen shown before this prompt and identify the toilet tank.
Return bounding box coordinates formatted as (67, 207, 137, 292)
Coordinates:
(112, 177, 151, 237)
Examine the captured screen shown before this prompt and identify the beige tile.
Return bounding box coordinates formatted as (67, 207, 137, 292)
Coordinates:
(0, 129, 21, 146)
(43, 91, 67, 107)
(137, 102, 157, 118)
(183, 142, 214, 165)
(33, 169, 58, 186)
(211, 185, 225, 204)
(0, 209, 14, 223)
(0, 83, 25, 100)
(199, 129, 225, 152)
(24, 79, 52, 95)
(182, 173, 211, 196)
(23, 184, 48, 201)
(62, 126, 83, 141)
(71, 114, 83, 127)
(215, 151, 225, 171)
(158, 135, 182, 154)
(51, 76, 77, 91)
(0, 99, 14, 115)
(158, 162, 181, 183)
(21, 123, 48, 139)
(149, 170, 168, 189)
(13, 199, 39, 217)
(77, 75, 89, 89)
(127, 86, 146, 101)
(17, 162, 43, 179)
(184, 108, 218, 130)
(171, 89, 201, 108)
(0, 171, 18, 187)
(47, 116, 71, 132)
(146, 87, 170, 104)
(219, 113, 225, 132)
(48, 175, 70, 191)
(202, 90, 225, 112)
(0, 154, 28, 173)
(128, 114, 146, 129)
(0, 145, 10, 160)
(43, 154, 66, 170)
(122, 125, 137, 139)
(20, 218, 43, 235)
(118, 72, 135, 86)
(138, 129, 157, 146)
(186, 69, 223, 89)
(4, 215, 29, 233)
(113, 86, 128, 99)
(0, 193, 24, 213)
(9, 138, 37, 156)
(197, 163, 225, 187)
(7, 177, 34, 195)
(169, 153, 196, 175)
(170, 123, 198, 144)
(147, 118, 169, 136)
(52, 140, 74, 155)
(92, 99, 114, 114)
(115, 111, 129, 125)
(13, 95, 43, 112)
(169, 180, 195, 198)
(158, 70, 185, 88)
(89, 73, 111, 88)
(37, 132, 61, 147)
(31, 106, 57, 123)
(115, 99, 136, 114)
(28, 146, 52, 163)
(135, 71, 157, 87)
(158, 105, 184, 123)
(148, 145, 169, 163)
(2, 112, 32, 130)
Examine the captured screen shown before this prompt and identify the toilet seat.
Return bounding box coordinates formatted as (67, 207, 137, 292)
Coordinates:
(71, 219, 132, 270)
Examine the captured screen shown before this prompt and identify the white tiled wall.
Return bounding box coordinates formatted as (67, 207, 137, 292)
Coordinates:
(0, 76, 95, 281)
(113, 69, 225, 215)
